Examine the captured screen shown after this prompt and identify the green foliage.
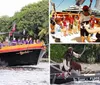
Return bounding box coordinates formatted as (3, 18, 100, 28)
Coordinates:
(87, 57, 95, 64)
(0, 16, 11, 32)
(50, 44, 100, 64)
(0, 0, 48, 43)
(50, 44, 67, 62)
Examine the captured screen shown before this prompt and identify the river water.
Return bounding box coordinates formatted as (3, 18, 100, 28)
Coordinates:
(1, 62, 100, 85)
(52, 81, 100, 85)
(0, 62, 49, 85)
(63, 81, 100, 85)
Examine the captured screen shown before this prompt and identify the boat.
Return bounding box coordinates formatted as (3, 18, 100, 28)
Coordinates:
(0, 42, 46, 66)
(50, 64, 100, 84)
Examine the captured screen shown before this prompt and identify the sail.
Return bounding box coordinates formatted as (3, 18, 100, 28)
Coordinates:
(95, 0, 100, 10)
(76, 0, 85, 6)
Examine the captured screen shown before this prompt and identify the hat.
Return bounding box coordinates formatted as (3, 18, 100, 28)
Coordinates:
(68, 47, 73, 50)
(83, 5, 89, 11)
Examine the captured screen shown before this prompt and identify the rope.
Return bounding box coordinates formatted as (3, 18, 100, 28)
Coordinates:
(56, 0, 65, 8)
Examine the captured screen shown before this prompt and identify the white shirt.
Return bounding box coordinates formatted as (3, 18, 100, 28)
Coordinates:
(73, 51, 81, 58)
(62, 51, 81, 71)
(80, 13, 90, 23)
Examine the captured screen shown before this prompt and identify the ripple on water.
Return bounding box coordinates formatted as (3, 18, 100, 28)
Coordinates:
(0, 62, 49, 85)
(53, 81, 100, 85)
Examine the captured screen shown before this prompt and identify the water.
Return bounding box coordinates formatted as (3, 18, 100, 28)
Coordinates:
(65, 81, 100, 85)
(1, 62, 100, 85)
(0, 62, 49, 85)
(52, 81, 100, 85)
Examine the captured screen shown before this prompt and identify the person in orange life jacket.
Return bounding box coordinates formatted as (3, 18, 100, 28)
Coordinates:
(80, 5, 91, 42)
(89, 15, 96, 37)
(69, 15, 74, 29)
(65, 16, 70, 35)
(62, 47, 82, 72)
(61, 17, 68, 36)
(67, 14, 74, 35)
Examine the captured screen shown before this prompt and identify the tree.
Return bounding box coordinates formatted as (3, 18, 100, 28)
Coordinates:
(0, 0, 48, 43)
(50, 44, 100, 63)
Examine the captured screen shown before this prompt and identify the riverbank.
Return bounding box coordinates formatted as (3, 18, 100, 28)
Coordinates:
(80, 63, 100, 73)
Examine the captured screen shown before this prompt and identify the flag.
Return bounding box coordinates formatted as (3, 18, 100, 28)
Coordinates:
(12, 22, 16, 32)
(9, 22, 16, 37)
(9, 31, 13, 36)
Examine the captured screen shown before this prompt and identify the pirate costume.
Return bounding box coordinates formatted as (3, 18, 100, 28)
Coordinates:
(80, 5, 91, 42)
(62, 47, 82, 72)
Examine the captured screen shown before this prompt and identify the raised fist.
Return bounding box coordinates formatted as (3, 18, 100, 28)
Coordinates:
(90, 0, 92, 2)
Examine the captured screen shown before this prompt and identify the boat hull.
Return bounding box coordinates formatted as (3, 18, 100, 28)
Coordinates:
(0, 49, 45, 66)
(50, 64, 100, 84)
(50, 74, 74, 84)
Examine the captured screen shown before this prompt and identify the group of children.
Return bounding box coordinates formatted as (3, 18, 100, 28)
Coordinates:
(51, 14, 80, 36)
(50, 9, 98, 42)
(51, 13, 96, 34)
(50, 0, 100, 42)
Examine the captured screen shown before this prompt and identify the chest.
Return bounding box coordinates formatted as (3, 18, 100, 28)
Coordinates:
(83, 15, 90, 21)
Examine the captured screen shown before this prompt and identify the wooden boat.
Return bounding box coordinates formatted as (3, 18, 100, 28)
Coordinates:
(50, 64, 100, 84)
(0, 42, 46, 66)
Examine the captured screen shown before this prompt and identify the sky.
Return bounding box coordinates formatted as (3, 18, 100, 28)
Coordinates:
(0, 0, 41, 17)
(51, 0, 97, 11)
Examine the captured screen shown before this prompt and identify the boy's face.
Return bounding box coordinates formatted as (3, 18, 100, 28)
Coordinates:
(83, 9, 90, 16)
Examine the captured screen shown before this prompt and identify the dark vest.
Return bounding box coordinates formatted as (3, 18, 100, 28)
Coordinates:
(62, 50, 73, 71)
(64, 50, 73, 61)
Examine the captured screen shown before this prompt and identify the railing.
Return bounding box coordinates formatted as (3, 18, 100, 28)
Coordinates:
(0, 42, 46, 53)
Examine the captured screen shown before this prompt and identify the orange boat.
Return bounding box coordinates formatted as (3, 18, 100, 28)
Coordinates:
(0, 42, 46, 66)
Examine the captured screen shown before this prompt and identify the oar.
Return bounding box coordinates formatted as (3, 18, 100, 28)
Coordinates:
(51, 65, 63, 73)
(50, 59, 59, 64)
